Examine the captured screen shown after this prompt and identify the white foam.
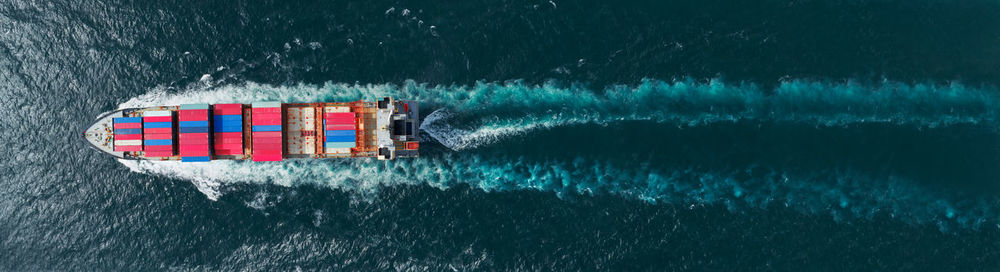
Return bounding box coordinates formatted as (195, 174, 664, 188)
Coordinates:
(112, 79, 1000, 231)
(421, 108, 600, 151)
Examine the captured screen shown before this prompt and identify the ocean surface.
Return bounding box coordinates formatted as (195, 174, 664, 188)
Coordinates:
(3, 0, 1000, 270)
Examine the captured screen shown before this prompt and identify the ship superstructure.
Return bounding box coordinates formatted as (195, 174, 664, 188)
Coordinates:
(84, 97, 419, 161)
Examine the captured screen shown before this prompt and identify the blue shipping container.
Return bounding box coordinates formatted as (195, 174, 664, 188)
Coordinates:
(325, 135, 356, 142)
(214, 125, 243, 133)
(214, 115, 242, 122)
(114, 117, 143, 123)
(114, 128, 142, 135)
(179, 121, 209, 127)
(143, 122, 172, 128)
(179, 127, 209, 133)
(144, 139, 173, 146)
(181, 156, 211, 162)
(252, 125, 281, 132)
(325, 130, 356, 137)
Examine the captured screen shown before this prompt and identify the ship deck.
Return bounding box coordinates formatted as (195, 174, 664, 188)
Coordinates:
(83, 99, 419, 162)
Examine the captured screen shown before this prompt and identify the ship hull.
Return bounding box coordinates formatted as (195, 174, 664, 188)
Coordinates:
(84, 98, 419, 162)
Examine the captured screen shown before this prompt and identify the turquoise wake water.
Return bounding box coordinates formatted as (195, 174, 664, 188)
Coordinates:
(119, 79, 1000, 230)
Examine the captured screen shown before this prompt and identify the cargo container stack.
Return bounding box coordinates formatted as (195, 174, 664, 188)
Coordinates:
(213, 104, 244, 156)
(112, 117, 143, 152)
(142, 110, 175, 157)
(323, 111, 357, 154)
(251, 102, 283, 161)
(178, 104, 211, 162)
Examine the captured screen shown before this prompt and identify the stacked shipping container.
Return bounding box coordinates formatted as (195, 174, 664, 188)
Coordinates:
(324, 111, 357, 153)
(213, 104, 244, 155)
(178, 104, 211, 162)
(112, 117, 143, 152)
(251, 102, 283, 161)
(285, 107, 317, 155)
(142, 110, 175, 157)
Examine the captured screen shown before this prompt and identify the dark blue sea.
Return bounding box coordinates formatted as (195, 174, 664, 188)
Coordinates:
(3, 0, 1000, 270)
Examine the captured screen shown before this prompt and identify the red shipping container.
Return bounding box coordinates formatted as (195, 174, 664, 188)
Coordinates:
(179, 116, 208, 122)
(178, 109, 209, 115)
(252, 119, 281, 125)
(179, 144, 209, 151)
(213, 108, 242, 115)
(252, 114, 281, 121)
(253, 137, 282, 144)
(214, 144, 244, 150)
(406, 142, 419, 150)
(114, 122, 142, 129)
(143, 116, 172, 122)
(252, 143, 281, 150)
(252, 114, 279, 119)
(144, 145, 173, 151)
(179, 133, 209, 140)
(214, 137, 241, 142)
(252, 154, 282, 161)
(115, 134, 143, 140)
(214, 138, 242, 144)
(178, 115, 208, 121)
(252, 131, 282, 137)
(251, 107, 281, 113)
(144, 151, 174, 157)
(324, 124, 355, 131)
(180, 150, 210, 156)
(212, 145, 237, 153)
(114, 145, 143, 152)
(178, 110, 207, 116)
(253, 150, 283, 156)
(252, 143, 282, 150)
(215, 149, 243, 155)
(252, 117, 281, 123)
(215, 132, 242, 138)
(324, 112, 355, 119)
(325, 118, 355, 125)
(214, 103, 242, 109)
(253, 149, 281, 155)
(252, 114, 281, 119)
(144, 128, 172, 134)
(253, 149, 282, 155)
(144, 133, 172, 140)
(181, 138, 210, 145)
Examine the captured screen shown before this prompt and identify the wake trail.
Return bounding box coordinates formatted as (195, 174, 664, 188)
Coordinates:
(117, 79, 1000, 230)
(120, 152, 999, 231)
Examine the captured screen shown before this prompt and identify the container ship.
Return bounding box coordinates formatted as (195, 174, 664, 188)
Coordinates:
(84, 97, 419, 162)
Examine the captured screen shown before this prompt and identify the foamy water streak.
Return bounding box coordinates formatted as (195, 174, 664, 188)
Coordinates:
(120, 152, 997, 231)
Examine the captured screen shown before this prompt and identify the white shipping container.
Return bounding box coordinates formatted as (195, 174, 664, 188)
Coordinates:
(144, 110, 172, 117)
(325, 147, 351, 154)
(324, 106, 349, 113)
(114, 140, 143, 146)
